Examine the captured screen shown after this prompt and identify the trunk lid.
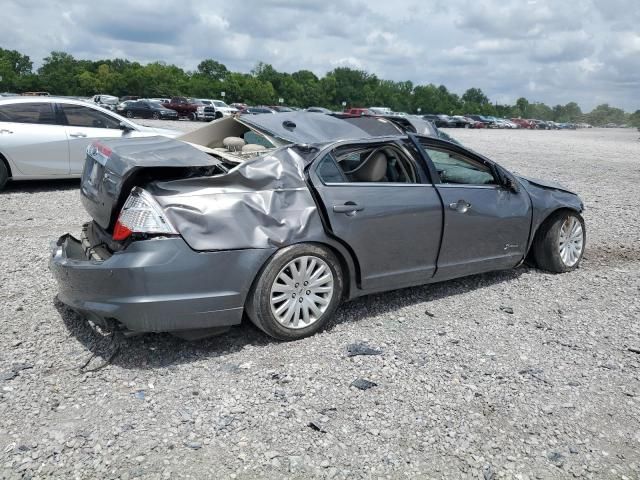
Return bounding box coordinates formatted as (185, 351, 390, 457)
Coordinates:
(81, 136, 222, 230)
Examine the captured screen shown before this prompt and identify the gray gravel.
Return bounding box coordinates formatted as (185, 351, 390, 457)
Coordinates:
(1, 125, 639, 479)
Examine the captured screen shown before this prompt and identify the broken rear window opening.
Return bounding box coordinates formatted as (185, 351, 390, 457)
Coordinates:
(177, 117, 280, 165)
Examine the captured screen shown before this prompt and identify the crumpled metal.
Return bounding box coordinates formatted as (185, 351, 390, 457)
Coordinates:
(148, 146, 325, 251)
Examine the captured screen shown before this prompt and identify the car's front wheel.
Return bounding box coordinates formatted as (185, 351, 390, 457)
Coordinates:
(126, 111, 133, 118)
(246, 244, 343, 340)
(152, 112, 160, 120)
(532, 210, 586, 272)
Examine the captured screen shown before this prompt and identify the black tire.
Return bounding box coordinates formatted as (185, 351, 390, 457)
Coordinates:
(246, 243, 344, 341)
(189, 112, 197, 121)
(215, 112, 223, 120)
(0, 160, 9, 191)
(152, 112, 160, 120)
(532, 210, 586, 273)
(126, 110, 133, 118)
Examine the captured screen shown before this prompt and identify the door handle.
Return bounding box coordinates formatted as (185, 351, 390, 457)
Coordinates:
(333, 202, 364, 214)
(0, 129, 13, 134)
(69, 132, 87, 138)
(449, 200, 472, 213)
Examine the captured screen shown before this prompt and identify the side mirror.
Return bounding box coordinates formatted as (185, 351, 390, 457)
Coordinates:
(505, 176, 520, 193)
(119, 122, 134, 132)
(497, 167, 519, 193)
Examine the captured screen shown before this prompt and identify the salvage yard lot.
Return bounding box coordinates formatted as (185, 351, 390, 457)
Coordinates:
(1, 127, 639, 479)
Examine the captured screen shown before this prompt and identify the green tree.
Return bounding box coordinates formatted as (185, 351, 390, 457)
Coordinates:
(514, 97, 530, 118)
(38, 51, 82, 95)
(0, 48, 33, 91)
(585, 104, 626, 126)
(197, 59, 229, 80)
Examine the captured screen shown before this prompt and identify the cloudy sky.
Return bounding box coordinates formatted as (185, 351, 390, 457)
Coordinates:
(2, 0, 639, 111)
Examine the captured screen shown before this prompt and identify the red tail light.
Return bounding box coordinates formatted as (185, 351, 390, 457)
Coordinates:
(112, 220, 132, 241)
(112, 187, 177, 241)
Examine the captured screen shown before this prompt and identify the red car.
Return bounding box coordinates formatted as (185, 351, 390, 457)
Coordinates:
(342, 107, 375, 117)
(511, 118, 535, 129)
(162, 97, 198, 120)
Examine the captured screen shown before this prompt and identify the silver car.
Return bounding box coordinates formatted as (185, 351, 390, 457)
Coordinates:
(0, 97, 179, 190)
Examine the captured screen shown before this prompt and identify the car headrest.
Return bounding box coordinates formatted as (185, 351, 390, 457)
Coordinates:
(352, 151, 388, 182)
(223, 136, 246, 151)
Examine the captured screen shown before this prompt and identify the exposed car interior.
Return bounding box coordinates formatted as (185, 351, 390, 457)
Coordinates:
(327, 144, 418, 183)
(176, 117, 279, 164)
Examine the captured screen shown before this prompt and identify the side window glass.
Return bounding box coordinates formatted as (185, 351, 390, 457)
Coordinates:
(0, 102, 57, 125)
(61, 104, 121, 129)
(332, 145, 418, 184)
(425, 147, 496, 185)
(316, 154, 346, 183)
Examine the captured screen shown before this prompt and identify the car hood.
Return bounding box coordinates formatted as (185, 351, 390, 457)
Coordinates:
(516, 175, 577, 195)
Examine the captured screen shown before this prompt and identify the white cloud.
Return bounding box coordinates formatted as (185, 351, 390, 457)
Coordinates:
(0, 0, 638, 110)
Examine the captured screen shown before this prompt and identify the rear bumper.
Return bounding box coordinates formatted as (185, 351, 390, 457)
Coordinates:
(49, 230, 275, 333)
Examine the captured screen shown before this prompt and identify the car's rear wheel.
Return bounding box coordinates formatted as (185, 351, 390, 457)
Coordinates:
(0, 160, 9, 191)
(246, 244, 343, 341)
(126, 111, 133, 118)
(532, 210, 586, 273)
(189, 112, 197, 121)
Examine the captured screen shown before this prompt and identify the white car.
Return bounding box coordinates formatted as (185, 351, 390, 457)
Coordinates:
(0, 97, 180, 190)
(200, 99, 238, 117)
(92, 94, 119, 111)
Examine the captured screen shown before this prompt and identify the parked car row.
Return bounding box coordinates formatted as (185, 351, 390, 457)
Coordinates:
(332, 107, 594, 130)
(88, 94, 239, 121)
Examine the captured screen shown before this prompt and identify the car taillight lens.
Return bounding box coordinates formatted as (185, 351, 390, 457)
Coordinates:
(113, 187, 178, 241)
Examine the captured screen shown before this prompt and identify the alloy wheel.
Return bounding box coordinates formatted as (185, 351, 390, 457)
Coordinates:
(269, 256, 334, 329)
(558, 216, 584, 267)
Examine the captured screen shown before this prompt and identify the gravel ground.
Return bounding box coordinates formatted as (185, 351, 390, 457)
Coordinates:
(1, 125, 639, 479)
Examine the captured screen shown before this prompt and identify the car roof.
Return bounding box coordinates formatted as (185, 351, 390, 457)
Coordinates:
(238, 111, 377, 144)
(0, 96, 95, 106)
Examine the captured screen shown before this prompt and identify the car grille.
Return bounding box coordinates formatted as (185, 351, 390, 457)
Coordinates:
(204, 106, 216, 115)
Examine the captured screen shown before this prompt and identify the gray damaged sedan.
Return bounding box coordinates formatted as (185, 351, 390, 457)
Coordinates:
(50, 112, 586, 341)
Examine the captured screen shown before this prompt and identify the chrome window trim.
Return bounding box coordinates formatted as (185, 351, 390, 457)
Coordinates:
(435, 184, 500, 190)
(322, 182, 435, 187)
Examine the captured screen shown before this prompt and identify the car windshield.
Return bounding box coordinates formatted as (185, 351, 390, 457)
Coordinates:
(200, 100, 212, 105)
(149, 102, 164, 108)
(213, 101, 229, 108)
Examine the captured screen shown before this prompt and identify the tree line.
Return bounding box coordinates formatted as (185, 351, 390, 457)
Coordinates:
(1, 48, 638, 127)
